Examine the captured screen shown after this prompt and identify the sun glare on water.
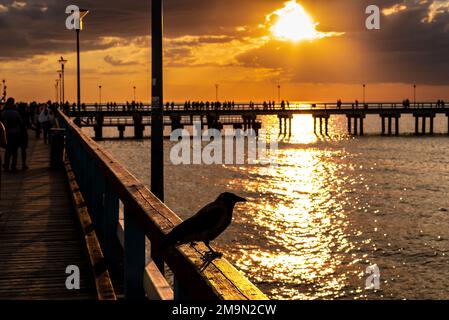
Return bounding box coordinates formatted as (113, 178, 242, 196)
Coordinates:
(268, 1, 333, 42)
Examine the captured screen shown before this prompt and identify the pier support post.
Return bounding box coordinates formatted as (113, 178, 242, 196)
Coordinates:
(381, 117, 385, 136)
(124, 207, 145, 300)
(94, 125, 103, 141)
(353, 117, 358, 135)
(325, 117, 329, 136)
(94, 114, 104, 141)
(415, 116, 419, 135)
(319, 117, 323, 135)
(313, 116, 317, 134)
(359, 117, 364, 136)
(133, 113, 144, 139)
(388, 117, 393, 136)
(395, 116, 399, 136)
(430, 116, 434, 135)
(288, 117, 292, 136)
(422, 116, 426, 135)
(118, 125, 125, 139)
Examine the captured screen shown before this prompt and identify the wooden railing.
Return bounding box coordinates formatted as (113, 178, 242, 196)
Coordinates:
(58, 110, 267, 300)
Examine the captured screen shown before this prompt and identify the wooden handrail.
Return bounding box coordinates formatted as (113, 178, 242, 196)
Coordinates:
(58, 109, 267, 300)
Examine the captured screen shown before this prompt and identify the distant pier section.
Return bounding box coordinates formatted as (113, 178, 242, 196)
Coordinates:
(64, 101, 449, 139)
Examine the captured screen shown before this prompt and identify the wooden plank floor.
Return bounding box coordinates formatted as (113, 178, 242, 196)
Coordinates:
(0, 133, 96, 300)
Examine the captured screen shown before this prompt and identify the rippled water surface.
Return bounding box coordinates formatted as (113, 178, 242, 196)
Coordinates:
(88, 114, 449, 300)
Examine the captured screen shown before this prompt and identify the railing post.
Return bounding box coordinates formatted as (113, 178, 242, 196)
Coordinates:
(104, 183, 119, 252)
(124, 207, 146, 299)
(174, 277, 189, 300)
(91, 166, 106, 235)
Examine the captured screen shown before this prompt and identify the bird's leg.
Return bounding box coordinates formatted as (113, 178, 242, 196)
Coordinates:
(204, 242, 223, 259)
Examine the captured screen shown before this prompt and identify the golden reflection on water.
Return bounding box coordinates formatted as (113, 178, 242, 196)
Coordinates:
(226, 115, 363, 299)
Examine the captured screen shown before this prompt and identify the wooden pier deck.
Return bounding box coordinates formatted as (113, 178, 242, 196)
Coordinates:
(0, 133, 96, 300)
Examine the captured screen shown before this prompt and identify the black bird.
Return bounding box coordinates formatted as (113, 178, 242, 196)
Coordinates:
(160, 192, 247, 258)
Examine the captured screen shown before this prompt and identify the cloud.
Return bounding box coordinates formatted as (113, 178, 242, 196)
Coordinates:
(1, 0, 449, 86)
(104, 54, 138, 66)
(424, 0, 449, 22)
(11, 1, 27, 10)
(383, 3, 407, 16)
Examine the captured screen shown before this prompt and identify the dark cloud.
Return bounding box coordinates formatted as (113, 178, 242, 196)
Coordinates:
(104, 54, 138, 66)
(0, 0, 448, 84)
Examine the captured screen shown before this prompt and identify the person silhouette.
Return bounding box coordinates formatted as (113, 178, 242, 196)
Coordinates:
(1, 98, 22, 172)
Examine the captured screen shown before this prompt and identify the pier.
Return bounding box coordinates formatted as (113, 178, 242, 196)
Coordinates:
(65, 102, 449, 139)
(0, 110, 267, 300)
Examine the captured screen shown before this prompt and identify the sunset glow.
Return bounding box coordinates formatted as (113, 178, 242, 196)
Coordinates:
(268, 1, 333, 42)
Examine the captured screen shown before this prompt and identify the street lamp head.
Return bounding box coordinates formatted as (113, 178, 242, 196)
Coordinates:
(77, 9, 89, 31)
(59, 56, 68, 65)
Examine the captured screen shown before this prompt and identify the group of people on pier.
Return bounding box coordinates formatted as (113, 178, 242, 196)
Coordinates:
(163, 100, 292, 111)
(0, 98, 57, 172)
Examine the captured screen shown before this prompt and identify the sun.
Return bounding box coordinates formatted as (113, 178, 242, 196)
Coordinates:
(268, 1, 323, 42)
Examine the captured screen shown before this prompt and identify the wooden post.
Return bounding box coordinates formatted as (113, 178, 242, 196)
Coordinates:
(288, 117, 292, 136)
(359, 117, 364, 136)
(353, 117, 358, 135)
(91, 166, 106, 233)
(103, 183, 119, 264)
(124, 207, 146, 300)
(313, 116, 316, 134)
(430, 116, 434, 135)
(381, 116, 385, 136)
(422, 116, 426, 135)
(395, 116, 399, 136)
(94, 124, 103, 140)
(415, 116, 419, 135)
(319, 117, 323, 134)
(325, 117, 329, 136)
(388, 117, 392, 136)
(118, 125, 125, 139)
(151, 0, 165, 203)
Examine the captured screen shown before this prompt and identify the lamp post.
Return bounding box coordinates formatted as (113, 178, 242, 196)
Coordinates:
(55, 80, 60, 103)
(363, 84, 366, 105)
(75, 9, 89, 112)
(215, 84, 219, 101)
(413, 84, 417, 107)
(58, 56, 67, 105)
(57, 70, 62, 105)
(151, 0, 164, 201)
(133, 86, 136, 102)
(99, 85, 102, 106)
(277, 84, 281, 104)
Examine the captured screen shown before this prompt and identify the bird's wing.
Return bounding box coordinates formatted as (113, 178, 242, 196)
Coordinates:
(165, 202, 224, 245)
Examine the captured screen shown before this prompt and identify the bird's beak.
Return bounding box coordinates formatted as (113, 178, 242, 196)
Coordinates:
(235, 196, 247, 203)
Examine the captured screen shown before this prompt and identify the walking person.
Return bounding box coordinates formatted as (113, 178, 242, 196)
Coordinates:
(38, 106, 52, 145)
(18, 103, 30, 170)
(0, 98, 22, 172)
(0, 120, 6, 199)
